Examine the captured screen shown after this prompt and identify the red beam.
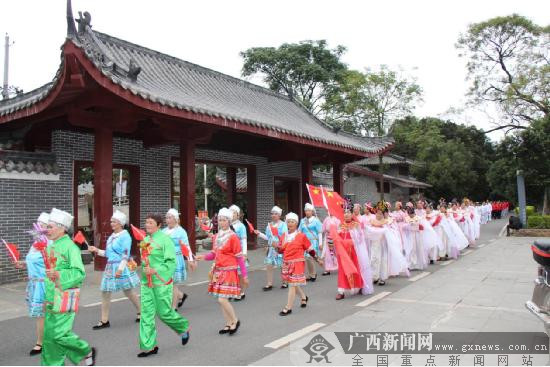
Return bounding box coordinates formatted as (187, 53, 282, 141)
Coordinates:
(301, 158, 313, 216)
(93, 127, 113, 271)
(180, 139, 196, 253)
(246, 165, 257, 249)
(226, 167, 237, 206)
(333, 162, 344, 195)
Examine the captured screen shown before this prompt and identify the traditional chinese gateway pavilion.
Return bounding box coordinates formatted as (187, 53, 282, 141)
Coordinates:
(0, 1, 393, 283)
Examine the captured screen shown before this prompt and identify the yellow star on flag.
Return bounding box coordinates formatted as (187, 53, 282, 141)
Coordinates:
(313, 189, 320, 195)
(327, 191, 334, 198)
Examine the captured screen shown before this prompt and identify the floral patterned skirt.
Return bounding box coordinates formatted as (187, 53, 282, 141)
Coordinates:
(26, 278, 45, 318)
(208, 266, 241, 298)
(101, 261, 140, 292)
(173, 252, 187, 284)
(281, 259, 306, 286)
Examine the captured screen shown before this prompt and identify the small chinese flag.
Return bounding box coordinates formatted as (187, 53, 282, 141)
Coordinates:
(306, 184, 325, 208)
(2, 239, 20, 263)
(322, 188, 345, 222)
(179, 240, 190, 258)
(130, 224, 146, 241)
(245, 219, 255, 234)
(73, 231, 87, 245)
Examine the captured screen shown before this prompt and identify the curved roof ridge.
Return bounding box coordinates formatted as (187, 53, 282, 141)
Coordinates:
(93, 30, 292, 102)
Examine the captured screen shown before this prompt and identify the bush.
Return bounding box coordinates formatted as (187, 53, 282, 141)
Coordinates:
(527, 215, 550, 229)
(515, 206, 536, 216)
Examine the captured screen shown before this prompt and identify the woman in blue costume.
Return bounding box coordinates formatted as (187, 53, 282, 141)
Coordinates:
(298, 203, 323, 282)
(15, 212, 50, 356)
(254, 206, 288, 290)
(163, 208, 195, 310)
(88, 210, 141, 329)
(229, 205, 248, 300)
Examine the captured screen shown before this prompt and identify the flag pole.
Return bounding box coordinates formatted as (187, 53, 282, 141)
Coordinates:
(320, 185, 331, 217)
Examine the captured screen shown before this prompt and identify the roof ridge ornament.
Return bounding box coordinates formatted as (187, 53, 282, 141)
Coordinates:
(66, 0, 78, 39)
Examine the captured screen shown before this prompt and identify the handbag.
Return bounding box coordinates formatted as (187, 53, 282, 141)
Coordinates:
(51, 287, 80, 313)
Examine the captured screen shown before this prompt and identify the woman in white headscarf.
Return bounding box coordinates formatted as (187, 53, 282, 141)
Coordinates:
(298, 203, 323, 282)
(196, 208, 248, 334)
(88, 210, 141, 329)
(254, 206, 288, 290)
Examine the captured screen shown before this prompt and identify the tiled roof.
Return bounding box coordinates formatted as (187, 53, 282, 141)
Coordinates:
(0, 150, 59, 174)
(0, 11, 394, 156)
(355, 153, 416, 166)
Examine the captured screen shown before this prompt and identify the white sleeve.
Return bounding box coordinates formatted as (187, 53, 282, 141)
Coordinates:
(257, 232, 268, 241)
(97, 249, 106, 257)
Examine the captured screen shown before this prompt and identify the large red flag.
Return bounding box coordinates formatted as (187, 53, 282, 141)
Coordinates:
(306, 184, 326, 208)
(322, 188, 345, 222)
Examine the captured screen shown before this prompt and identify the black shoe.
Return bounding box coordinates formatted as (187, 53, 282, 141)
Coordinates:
(234, 294, 245, 301)
(309, 275, 317, 282)
(177, 294, 188, 309)
(262, 285, 273, 291)
(181, 331, 190, 345)
(84, 347, 97, 366)
(92, 321, 110, 330)
(137, 346, 158, 358)
(430, 260, 434, 265)
(219, 325, 231, 334)
(135, 313, 141, 323)
(281, 283, 288, 289)
(322, 271, 330, 276)
(300, 296, 309, 308)
(378, 280, 386, 286)
(279, 308, 292, 316)
(29, 344, 42, 356)
(229, 320, 240, 335)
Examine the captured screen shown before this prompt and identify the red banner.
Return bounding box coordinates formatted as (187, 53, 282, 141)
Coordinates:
(306, 184, 326, 208)
(322, 188, 345, 222)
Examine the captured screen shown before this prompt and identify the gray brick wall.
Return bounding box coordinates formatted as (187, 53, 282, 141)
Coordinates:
(0, 129, 301, 284)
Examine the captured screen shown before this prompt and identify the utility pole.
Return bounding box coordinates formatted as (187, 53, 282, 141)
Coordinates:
(2, 33, 10, 100)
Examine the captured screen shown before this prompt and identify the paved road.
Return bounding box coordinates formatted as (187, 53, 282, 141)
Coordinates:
(0, 218, 508, 366)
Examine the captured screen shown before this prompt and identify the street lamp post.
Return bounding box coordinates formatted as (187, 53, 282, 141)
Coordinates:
(516, 169, 527, 227)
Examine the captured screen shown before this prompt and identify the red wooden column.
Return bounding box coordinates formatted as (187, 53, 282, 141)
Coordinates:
(333, 162, 344, 195)
(301, 158, 313, 216)
(246, 166, 257, 249)
(180, 139, 196, 253)
(93, 128, 113, 271)
(226, 166, 237, 205)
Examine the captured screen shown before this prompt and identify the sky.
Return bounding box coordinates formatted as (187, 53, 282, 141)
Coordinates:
(1, 0, 548, 141)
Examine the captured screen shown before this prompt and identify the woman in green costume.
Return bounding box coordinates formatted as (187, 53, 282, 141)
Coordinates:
(137, 213, 190, 358)
(42, 208, 96, 366)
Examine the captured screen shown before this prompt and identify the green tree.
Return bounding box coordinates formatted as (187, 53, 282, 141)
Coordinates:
(457, 14, 550, 133)
(324, 66, 423, 136)
(240, 40, 347, 115)
(390, 116, 494, 201)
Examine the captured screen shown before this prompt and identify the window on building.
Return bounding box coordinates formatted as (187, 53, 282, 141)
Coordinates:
(375, 181, 390, 193)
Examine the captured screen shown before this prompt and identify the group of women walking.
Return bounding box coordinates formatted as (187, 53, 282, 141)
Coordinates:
(14, 197, 487, 365)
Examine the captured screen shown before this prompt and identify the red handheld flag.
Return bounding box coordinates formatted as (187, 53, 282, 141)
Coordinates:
(245, 219, 255, 234)
(131, 224, 146, 241)
(73, 231, 87, 245)
(179, 240, 190, 258)
(2, 239, 20, 263)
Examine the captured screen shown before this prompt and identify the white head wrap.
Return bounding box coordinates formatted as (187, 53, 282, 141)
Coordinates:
(111, 210, 127, 226)
(37, 212, 50, 225)
(166, 208, 179, 220)
(271, 206, 283, 215)
(304, 203, 315, 212)
(285, 212, 299, 223)
(229, 205, 240, 215)
(218, 207, 233, 220)
(49, 208, 73, 229)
